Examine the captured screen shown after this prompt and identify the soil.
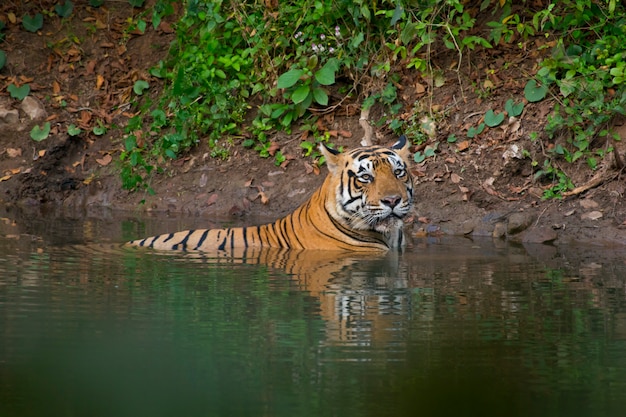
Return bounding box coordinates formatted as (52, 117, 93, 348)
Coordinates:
(1, 1, 625, 247)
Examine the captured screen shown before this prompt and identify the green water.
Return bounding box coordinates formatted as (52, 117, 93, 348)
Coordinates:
(1, 213, 626, 417)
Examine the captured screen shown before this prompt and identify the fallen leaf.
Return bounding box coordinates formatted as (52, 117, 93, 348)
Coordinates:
(259, 190, 269, 205)
(339, 130, 352, 137)
(8, 12, 16, 24)
(96, 74, 105, 90)
(303, 162, 314, 175)
(457, 140, 470, 152)
(450, 173, 462, 184)
(267, 142, 280, 156)
(418, 216, 429, 224)
(38, 150, 46, 157)
(581, 211, 603, 221)
(261, 181, 274, 187)
(6, 148, 22, 158)
(244, 179, 253, 187)
(10, 168, 20, 174)
(83, 173, 96, 185)
(95, 154, 112, 166)
(0, 175, 12, 182)
(52, 81, 61, 94)
(207, 193, 219, 206)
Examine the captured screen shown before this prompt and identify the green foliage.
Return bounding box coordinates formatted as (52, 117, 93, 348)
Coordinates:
(484, 109, 505, 127)
(67, 124, 82, 136)
(7, 84, 30, 100)
(55, 1, 74, 18)
(527, 0, 626, 197)
(30, 122, 51, 142)
(467, 123, 485, 138)
(534, 160, 574, 199)
(120, 0, 496, 190)
(524, 80, 548, 102)
(133, 80, 149, 95)
(22, 13, 44, 32)
(0, 51, 6, 70)
(505, 99, 524, 117)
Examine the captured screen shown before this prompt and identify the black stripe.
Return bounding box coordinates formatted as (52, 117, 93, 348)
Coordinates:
(195, 229, 210, 250)
(217, 235, 227, 251)
(242, 226, 248, 248)
(178, 231, 194, 251)
(148, 236, 159, 248)
(162, 233, 175, 243)
(288, 214, 304, 248)
(229, 229, 235, 250)
(279, 218, 291, 249)
(324, 205, 387, 246)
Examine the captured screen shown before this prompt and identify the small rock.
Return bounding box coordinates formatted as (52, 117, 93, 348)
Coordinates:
(580, 199, 599, 209)
(0, 107, 19, 125)
(581, 211, 603, 221)
(20, 96, 47, 121)
(492, 222, 507, 238)
(522, 226, 558, 244)
(507, 212, 535, 234)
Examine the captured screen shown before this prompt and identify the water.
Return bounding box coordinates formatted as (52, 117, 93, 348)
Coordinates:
(1, 211, 626, 417)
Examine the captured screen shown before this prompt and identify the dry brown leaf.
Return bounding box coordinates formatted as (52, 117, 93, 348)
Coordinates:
(259, 191, 269, 205)
(83, 173, 96, 185)
(6, 148, 22, 158)
(52, 81, 61, 94)
(0, 175, 12, 182)
(457, 140, 470, 152)
(450, 173, 462, 184)
(96, 74, 105, 90)
(303, 162, 314, 175)
(95, 154, 112, 166)
(267, 142, 280, 156)
(244, 179, 253, 187)
(38, 150, 46, 157)
(9, 168, 20, 175)
(8, 12, 16, 24)
(339, 130, 352, 138)
(207, 193, 219, 206)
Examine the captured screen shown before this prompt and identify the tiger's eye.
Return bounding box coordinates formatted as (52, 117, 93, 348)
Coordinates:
(359, 174, 373, 183)
(394, 169, 406, 177)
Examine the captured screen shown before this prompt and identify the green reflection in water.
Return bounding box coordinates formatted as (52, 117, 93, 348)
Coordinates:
(0, 232, 626, 417)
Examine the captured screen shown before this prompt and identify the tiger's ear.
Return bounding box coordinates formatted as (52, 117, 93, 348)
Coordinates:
(391, 135, 411, 161)
(319, 143, 341, 174)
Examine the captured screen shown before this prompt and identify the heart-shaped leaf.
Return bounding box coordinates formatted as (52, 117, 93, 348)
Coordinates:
(524, 80, 548, 102)
(67, 124, 82, 136)
(133, 80, 149, 95)
(55, 0, 74, 18)
(484, 109, 505, 127)
(22, 13, 43, 32)
(31, 122, 51, 142)
(504, 99, 524, 117)
(7, 84, 30, 100)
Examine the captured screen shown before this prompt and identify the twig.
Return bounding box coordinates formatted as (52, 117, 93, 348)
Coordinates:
(359, 107, 373, 146)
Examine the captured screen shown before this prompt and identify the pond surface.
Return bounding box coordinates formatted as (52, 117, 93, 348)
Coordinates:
(1, 211, 626, 417)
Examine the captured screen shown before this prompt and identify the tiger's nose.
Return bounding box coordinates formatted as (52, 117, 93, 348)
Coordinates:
(381, 195, 401, 208)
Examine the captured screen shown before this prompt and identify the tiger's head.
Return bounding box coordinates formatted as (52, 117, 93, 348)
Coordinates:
(320, 135, 413, 242)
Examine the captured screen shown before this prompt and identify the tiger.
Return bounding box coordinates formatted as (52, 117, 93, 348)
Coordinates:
(127, 135, 413, 252)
